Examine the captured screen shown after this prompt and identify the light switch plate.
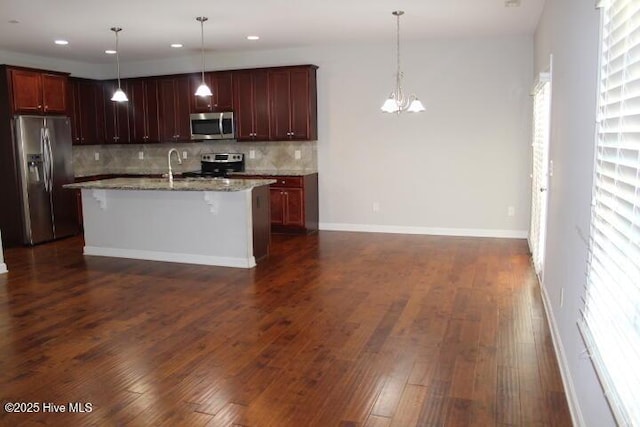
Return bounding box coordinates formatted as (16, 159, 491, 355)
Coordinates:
(94, 152, 100, 161)
(182, 151, 188, 159)
(294, 150, 301, 160)
(138, 151, 144, 160)
(249, 150, 255, 159)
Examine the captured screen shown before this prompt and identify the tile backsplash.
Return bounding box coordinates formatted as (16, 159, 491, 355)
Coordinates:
(73, 140, 317, 177)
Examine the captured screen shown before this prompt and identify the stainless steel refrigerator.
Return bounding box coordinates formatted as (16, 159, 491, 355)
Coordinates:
(13, 115, 78, 245)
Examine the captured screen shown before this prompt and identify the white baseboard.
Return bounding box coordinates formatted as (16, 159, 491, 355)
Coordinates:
(0, 263, 7, 274)
(539, 283, 585, 427)
(319, 222, 528, 239)
(83, 246, 256, 269)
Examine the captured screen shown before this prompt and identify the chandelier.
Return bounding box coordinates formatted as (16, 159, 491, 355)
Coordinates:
(381, 11, 425, 114)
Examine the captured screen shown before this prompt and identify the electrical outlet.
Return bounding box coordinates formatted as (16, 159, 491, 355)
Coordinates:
(372, 202, 380, 212)
(249, 150, 255, 159)
(507, 206, 515, 217)
(138, 151, 144, 160)
(182, 151, 188, 159)
(94, 152, 100, 161)
(560, 288, 564, 308)
(295, 150, 301, 160)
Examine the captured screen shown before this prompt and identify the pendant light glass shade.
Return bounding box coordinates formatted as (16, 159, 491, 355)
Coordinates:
(195, 16, 213, 97)
(111, 88, 128, 102)
(381, 11, 423, 114)
(195, 82, 213, 97)
(110, 27, 128, 102)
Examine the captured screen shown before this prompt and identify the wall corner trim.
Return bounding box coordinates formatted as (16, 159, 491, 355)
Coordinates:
(539, 282, 587, 427)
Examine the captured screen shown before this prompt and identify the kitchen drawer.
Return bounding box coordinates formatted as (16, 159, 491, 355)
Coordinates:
(270, 176, 303, 188)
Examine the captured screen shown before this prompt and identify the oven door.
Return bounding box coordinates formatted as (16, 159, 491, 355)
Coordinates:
(190, 112, 235, 140)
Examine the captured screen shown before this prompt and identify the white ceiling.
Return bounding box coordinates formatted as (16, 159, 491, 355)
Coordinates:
(0, 0, 544, 65)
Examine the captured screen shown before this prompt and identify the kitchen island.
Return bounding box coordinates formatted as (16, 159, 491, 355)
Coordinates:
(65, 177, 275, 268)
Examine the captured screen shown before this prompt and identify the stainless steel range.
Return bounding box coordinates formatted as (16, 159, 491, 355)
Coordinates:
(182, 153, 245, 178)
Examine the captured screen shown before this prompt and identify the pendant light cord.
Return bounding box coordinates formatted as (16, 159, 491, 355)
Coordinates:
(115, 29, 122, 89)
(396, 12, 401, 95)
(200, 18, 206, 83)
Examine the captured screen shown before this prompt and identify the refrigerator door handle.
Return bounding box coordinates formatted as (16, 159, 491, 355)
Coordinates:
(40, 127, 50, 192)
(45, 128, 54, 192)
(41, 127, 55, 193)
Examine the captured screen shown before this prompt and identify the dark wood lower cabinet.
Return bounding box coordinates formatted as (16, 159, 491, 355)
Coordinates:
(243, 173, 318, 234)
(270, 187, 304, 228)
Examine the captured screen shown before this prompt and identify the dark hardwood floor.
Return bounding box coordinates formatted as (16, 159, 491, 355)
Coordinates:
(0, 232, 572, 426)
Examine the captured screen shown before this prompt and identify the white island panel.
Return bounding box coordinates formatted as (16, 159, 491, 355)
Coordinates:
(82, 188, 256, 268)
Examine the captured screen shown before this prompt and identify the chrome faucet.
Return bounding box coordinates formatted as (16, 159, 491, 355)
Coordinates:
(167, 148, 182, 182)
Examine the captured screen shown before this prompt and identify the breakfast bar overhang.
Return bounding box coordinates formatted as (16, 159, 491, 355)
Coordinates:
(65, 177, 274, 268)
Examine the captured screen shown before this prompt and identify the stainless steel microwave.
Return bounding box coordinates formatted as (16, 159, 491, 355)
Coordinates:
(190, 112, 235, 140)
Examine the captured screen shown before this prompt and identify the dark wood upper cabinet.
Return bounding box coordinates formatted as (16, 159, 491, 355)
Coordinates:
(69, 78, 103, 145)
(41, 74, 67, 113)
(128, 78, 160, 143)
(190, 71, 234, 113)
(9, 68, 69, 114)
(28, 64, 318, 145)
(233, 69, 270, 141)
(158, 76, 191, 142)
(268, 66, 317, 141)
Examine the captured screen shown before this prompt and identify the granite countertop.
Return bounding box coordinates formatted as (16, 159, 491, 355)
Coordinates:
(65, 177, 276, 192)
(74, 170, 318, 180)
(230, 170, 318, 177)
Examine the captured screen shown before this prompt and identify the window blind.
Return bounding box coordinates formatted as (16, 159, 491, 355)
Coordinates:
(529, 75, 551, 277)
(580, 0, 640, 425)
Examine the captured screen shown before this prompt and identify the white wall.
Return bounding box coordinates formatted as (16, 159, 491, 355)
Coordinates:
(2, 37, 533, 237)
(534, 1, 615, 426)
(0, 230, 7, 274)
(313, 39, 532, 236)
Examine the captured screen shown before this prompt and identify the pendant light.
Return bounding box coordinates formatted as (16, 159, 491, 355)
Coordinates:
(381, 11, 425, 114)
(110, 27, 128, 102)
(195, 16, 213, 97)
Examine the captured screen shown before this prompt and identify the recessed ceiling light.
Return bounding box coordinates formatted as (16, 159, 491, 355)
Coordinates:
(171, 43, 183, 48)
(105, 49, 117, 55)
(505, 0, 521, 6)
(247, 35, 260, 41)
(8, 19, 19, 24)
(54, 40, 69, 46)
